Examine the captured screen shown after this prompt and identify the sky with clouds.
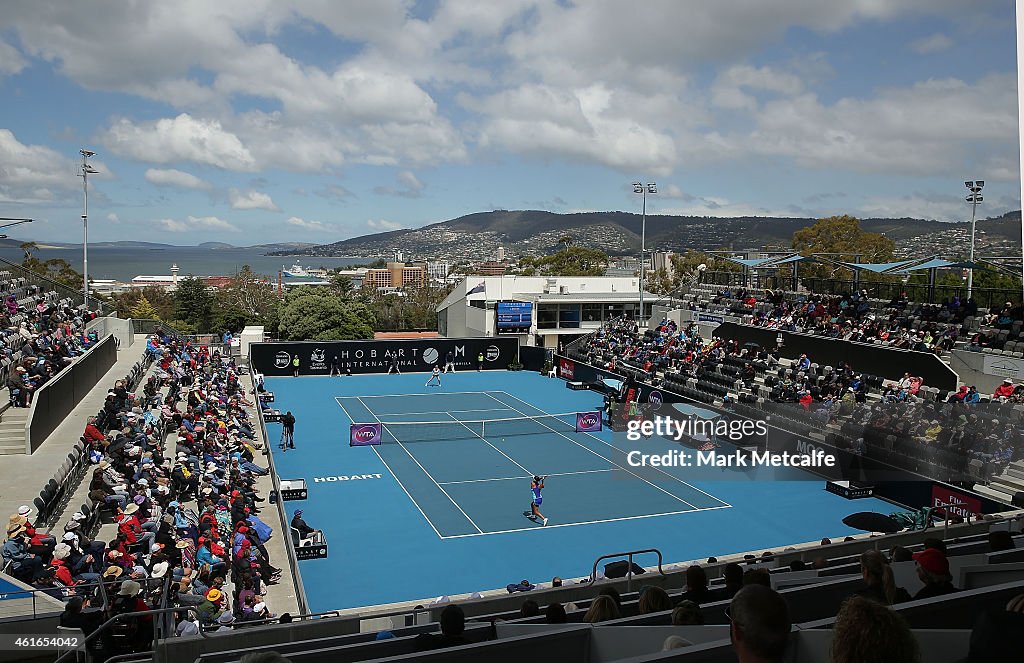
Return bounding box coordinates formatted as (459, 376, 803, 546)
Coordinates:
(0, 1, 1019, 246)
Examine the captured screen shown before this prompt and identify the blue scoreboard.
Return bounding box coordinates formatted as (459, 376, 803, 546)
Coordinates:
(496, 301, 533, 331)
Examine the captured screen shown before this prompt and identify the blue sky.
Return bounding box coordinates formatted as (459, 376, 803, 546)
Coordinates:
(0, 1, 1019, 246)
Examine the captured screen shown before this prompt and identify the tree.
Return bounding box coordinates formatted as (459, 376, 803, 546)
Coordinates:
(173, 276, 215, 333)
(329, 273, 354, 299)
(216, 265, 278, 329)
(646, 267, 673, 295)
(277, 288, 375, 340)
(19, 242, 85, 290)
(792, 215, 896, 280)
(129, 294, 158, 320)
(109, 286, 174, 320)
(530, 246, 608, 276)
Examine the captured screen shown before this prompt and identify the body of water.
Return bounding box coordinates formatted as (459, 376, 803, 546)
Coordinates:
(0, 246, 367, 282)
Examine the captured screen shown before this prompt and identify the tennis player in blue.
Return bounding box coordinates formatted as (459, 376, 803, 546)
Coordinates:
(523, 475, 548, 526)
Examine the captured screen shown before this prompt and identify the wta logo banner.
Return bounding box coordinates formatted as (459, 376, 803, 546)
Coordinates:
(349, 423, 383, 446)
(576, 411, 602, 433)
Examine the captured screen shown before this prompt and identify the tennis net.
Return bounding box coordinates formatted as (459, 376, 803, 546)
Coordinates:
(378, 412, 581, 443)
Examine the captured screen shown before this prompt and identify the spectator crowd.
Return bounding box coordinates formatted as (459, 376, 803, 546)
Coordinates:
(3, 330, 285, 658)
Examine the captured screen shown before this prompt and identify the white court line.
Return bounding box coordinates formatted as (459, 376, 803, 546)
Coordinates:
(356, 391, 500, 399)
(483, 392, 698, 510)
(444, 412, 534, 476)
(356, 396, 484, 535)
(496, 390, 732, 509)
(439, 468, 613, 485)
(334, 398, 510, 420)
(439, 505, 733, 539)
(335, 397, 446, 539)
(384, 408, 514, 417)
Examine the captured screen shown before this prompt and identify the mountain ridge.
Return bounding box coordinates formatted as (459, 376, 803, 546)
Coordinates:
(271, 210, 1022, 260)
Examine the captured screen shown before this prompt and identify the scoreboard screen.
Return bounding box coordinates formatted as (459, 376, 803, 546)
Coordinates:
(496, 301, 532, 330)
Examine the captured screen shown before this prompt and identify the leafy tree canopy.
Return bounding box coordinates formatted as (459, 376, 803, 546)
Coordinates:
(277, 288, 375, 340)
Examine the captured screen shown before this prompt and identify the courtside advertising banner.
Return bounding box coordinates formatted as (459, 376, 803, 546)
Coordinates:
(251, 337, 519, 376)
(576, 411, 602, 433)
(350, 423, 383, 446)
(931, 484, 982, 518)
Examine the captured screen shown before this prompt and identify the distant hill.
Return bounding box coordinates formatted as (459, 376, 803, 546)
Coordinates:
(0, 240, 317, 251)
(273, 210, 1021, 260)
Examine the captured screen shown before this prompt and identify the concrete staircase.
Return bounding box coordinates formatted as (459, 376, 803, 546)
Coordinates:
(0, 407, 28, 455)
(974, 461, 1024, 505)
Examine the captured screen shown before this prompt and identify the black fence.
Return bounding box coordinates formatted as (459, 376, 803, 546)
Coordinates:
(519, 345, 550, 372)
(714, 322, 958, 391)
(250, 337, 520, 376)
(27, 334, 117, 453)
(553, 354, 1009, 514)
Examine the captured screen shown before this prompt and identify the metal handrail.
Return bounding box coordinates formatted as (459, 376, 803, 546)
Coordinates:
(0, 576, 168, 619)
(54, 605, 208, 663)
(0, 254, 109, 313)
(228, 609, 341, 629)
(587, 548, 667, 592)
(103, 652, 157, 663)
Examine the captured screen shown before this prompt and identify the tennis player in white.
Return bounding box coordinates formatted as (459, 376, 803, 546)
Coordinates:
(425, 365, 442, 387)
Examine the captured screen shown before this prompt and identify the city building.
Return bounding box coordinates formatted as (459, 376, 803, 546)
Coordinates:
(365, 262, 427, 289)
(652, 251, 676, 275)
(496, 246, 505, 261)
(436, 275, 657, 349)
(426, 261, 450, 283)
(472, 261, 508, 276)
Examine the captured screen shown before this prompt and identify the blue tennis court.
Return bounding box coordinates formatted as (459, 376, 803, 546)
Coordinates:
(335, 390, 730, 539)
(264, 371, 898, 612)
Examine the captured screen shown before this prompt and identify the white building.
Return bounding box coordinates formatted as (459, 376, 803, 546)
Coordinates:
(435, 275, 658, 349)
(496, 246, 505, 261)
(427, 261, 450, 282)
(652, 251, 676, 275)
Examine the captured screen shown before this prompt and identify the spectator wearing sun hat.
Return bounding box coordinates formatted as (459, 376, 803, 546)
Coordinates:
(118, 504, 157, 554)
(49, 545, 78, 586)
(196, 588, 225, 625)
(993, 378, 1016, 402)
(110, 579, 153, 648)
(213, 611, 236, 631)
(912, 548, 956, 600)
(10, 509, 56, 551)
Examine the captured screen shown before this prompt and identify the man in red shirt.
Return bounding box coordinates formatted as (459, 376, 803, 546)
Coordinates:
(993, 379, 1016, 401)
(83, 416, 105, 445)
(117, 504, 156, 554)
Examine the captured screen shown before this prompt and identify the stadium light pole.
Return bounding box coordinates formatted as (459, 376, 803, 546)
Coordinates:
(80, 149, 99, 309)
(964, 180, 984, 301)
(632, 181, 656, 326)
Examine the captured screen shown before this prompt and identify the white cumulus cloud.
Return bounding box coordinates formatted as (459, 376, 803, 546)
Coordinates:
(228, 188, 280, 211)
(366, 219, 405, 231)
(144, 168, 211, 190)
(286, 216, 331, 232)
(155, 215, 240, 233)
(100, 114, 256, 171)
